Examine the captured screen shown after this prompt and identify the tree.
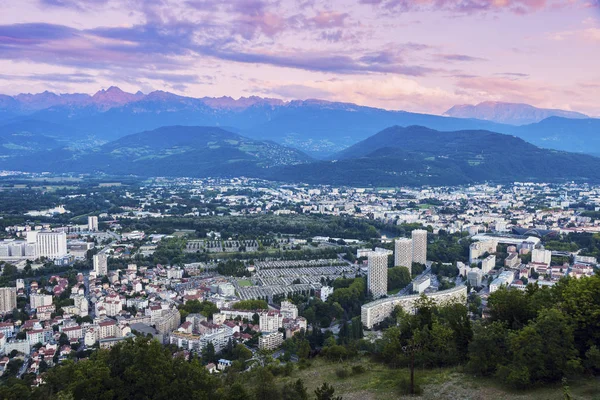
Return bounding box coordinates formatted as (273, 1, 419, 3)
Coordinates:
(224, 382, 249, 400)
(467, 321, 509, 376)
(487, 287, 534, 330)
(59, 333, 70, 347)
(387, 266, 411, 292)
(297, 339, 311, 360)
(499, 308, 582, 387)
(233, 344, 252, 362)
(282, 379, 309, 400)
(252, 367, 280, 400)
(314, 383, 342, 400)
(202, 341, 216, 364)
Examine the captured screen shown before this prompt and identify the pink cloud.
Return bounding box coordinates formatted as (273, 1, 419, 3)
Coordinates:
(360, 0, 569, 14)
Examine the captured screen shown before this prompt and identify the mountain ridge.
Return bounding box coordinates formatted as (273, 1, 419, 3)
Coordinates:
(445, 101, 588, 125)
(0, 87, 597, 158)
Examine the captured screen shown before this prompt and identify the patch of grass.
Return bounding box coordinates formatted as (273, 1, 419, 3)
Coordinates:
(237, 279, 252, 287)
(275, 357, 600, 400)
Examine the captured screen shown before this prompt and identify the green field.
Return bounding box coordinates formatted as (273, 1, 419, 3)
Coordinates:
(237, 279, 252, 287)
(276, 357, 600, 400)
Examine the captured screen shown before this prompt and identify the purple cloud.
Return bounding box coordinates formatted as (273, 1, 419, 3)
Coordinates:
(0, 72, 96, 83)
(0, 19, 437, 77)
(198, 45, 436, 75)
(0, 23, 77, 43)
(434, 53, 487, 62)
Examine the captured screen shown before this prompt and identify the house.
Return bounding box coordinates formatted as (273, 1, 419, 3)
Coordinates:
(206, 363, 217, 374)
(217, 359, 232, 371)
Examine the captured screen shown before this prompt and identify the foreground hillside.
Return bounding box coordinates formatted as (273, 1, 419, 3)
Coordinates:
(278, 358, 600, 400)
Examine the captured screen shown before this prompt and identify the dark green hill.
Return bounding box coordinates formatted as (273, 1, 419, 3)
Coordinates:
(3, 126, 313, 176)
(269, 126, 600, 186)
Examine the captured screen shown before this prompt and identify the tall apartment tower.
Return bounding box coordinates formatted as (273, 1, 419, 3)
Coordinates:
(411, 229, 428, 265)
(0, 287, 17, 313)
(36, 231, 67, 259)
(88, 216, 99, 231)
(367, 250, 389, 299)
(394, 238, 413, 273)
(93, 253, 108, 277)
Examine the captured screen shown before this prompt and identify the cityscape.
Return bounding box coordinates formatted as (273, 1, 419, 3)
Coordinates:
(0, 0, 599, 399)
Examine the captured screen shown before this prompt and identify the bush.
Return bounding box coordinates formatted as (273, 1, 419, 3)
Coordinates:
(335, 368, 351, 378)
(298, 359, 312, 370)
(352, 365, 366, 375)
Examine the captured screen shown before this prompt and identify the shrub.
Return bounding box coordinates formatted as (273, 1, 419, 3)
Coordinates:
(335, 368, 350, 378)
(352, 365, 366, 375)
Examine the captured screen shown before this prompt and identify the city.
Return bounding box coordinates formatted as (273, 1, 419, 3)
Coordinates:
(0, 176, 598, 398)
(0, 0, 599, 398)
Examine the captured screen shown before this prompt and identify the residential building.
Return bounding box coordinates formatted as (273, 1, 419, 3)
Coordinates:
(481, 255, 496, 274)
(35, 231, 68, 259)
(88, 216, 99, 231)
(394, 238, 412, 273)
(93, 253, 108, 277)
(532, 248, 551, 267)
(367, 249, 388, 299)
(259, 331, 284, 350)
(411, 229, 428, 265)
(0, 287, 16, 313)
(361, 286, 467, 329)
(30, 293, 53, 309)
(259, 311, 283, 332)
(280, 301, 298, 319)
(412, 275, 430, 294)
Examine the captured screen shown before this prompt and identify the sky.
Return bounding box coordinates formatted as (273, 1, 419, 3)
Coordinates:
(0, 0, 598, 116)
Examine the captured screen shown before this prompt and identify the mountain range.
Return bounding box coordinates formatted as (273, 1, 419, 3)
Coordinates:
(0, 87, 598, 159)
(445, 101, 588, 125)
(3, 124, 600, 187)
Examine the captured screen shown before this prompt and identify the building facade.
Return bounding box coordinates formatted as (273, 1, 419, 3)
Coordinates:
(361, 285, 467, 329)
(367, 250, 388, 299)
(0, 287, 17, 313)
(394, 238, 412, 272)
(411, 229, 428, 265)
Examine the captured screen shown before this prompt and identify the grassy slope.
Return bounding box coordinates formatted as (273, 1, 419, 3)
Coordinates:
(276, 357, 600, 400)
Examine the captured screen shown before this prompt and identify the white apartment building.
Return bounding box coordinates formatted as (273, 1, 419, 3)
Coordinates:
(35, 231, 68, 259)
(88, 216, 99, 231)
(0, 287, 17, 313)
(469, 240, 498, 265)
(412, 275, 431, 294)
(481, 255, 496, 274)
(259, 331, 284, 350)
(532, 248, 552, 267)
(411, 229, 428, 265)
(318, 286, 334, 301)
(94, 253, 108, 277)
(490, 271, 515, 293)
(259, 311, 283, 332)
(280, 301, 298, 319)
(394, 238, 412, 272)
(367, 249, 389, 299)
(30, 293, 53, 309)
